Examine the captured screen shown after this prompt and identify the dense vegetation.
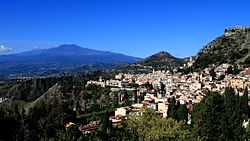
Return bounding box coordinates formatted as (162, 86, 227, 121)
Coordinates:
(192, 87, 249, 140)
(0, 78, 58, 102)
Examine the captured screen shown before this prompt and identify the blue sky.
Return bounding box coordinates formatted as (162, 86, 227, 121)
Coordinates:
(0, 0, 249, 58)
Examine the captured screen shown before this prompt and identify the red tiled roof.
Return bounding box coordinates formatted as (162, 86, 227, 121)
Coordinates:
(116, 114, 126, 119)
(79, 125, 99, 131)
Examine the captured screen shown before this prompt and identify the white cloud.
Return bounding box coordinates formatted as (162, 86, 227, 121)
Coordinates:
(0, 45, 13, 52)
(31, 46, 39, 50)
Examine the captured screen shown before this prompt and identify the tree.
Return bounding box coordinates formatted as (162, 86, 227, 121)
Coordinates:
(192, 90, 247, 140)
(138, 92, 145, 103)
(129, 82, 139, 104)
(209, 68, 216, 80)
(75, 101, 82, 117)
(223, 87, 245, 140)
(192, 92, 228, 140)
(226, 66, 233, 74)
(160, 82, 166, 94)
(218, 75, 225, 80)
(57, 125, 82, 141)
(126, 109, 193, 141)
(167, 97, 179, 120)
(241, 87, 249, 119)
(246, 123, 250, 139)
(232, 64, 240, 75)
(177, 104, 188, 122)
(142, 82, 153, 89)
(112, 91, 119, 108)
(122, 90, 132, 106)
(0, 108, 22, 141)
(244, 56, 250, 67)
(99, 110, 111, 134)
(134, 89, 138, 103)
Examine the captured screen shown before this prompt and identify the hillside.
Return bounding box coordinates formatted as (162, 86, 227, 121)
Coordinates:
(0, 44, 141, 79)
(113, 51, 184, 74)
(139, 51, 184, 69)
(192, 26, 250, 71)
(0, 71, 113, 117)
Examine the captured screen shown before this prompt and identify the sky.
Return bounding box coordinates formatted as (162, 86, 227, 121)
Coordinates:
(0, 0, 250, 58)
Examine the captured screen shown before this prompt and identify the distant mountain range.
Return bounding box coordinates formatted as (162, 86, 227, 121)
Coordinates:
(0, 44, 141, 79)
(1, 26, 249, 79)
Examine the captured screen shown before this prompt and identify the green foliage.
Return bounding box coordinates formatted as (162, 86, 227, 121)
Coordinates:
(232, 64, 240, 74)
(141, 82, 153, 89)
(120, 89, 133, 106)
(138, 92, 145, 103)
(241, 87, 249, 119)
(0, 100, 65, 141)
(2, 77, 58, 102)
(159, 82, 166, 94)
(129, 82, 139, 104)
(177, 104, 189, 122)
(99, 110, 112, 134)
(167, 97, 177, 118)
(244, 56, 250, 67)
(56, 125, 82, 141)
(192, 89, 247, 140)
(134, 90, 138, 103)
(239, 48, 249, 55)
(167, 97, 188, 122)
(112, 91, 119, 108)
(0, 107, 22, 141)
(192, 92, 228, 140)
(246, 123, 250, 139)
(126, 109, 193, 141)
(22, 102, 64, 140)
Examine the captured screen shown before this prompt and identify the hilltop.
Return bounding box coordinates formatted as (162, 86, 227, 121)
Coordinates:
(112, 51, 184, 74)
(139, 51, 184, 69)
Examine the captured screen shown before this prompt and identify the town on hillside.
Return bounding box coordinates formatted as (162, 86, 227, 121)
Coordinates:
(68, 59, 250, 134)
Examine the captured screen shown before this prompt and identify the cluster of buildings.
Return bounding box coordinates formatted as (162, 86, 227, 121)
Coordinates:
(73, 62, 250, 134)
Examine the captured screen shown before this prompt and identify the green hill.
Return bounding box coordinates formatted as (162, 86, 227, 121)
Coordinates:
(139, 51, 184, 69)
(193, 26, 250, 71)
(113, 51, 185, 74)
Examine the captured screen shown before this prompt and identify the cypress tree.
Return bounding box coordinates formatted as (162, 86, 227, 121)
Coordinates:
(167, 97, 177, 119)
(241, 86, 249, 119)
(177, 104, 188, 122)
